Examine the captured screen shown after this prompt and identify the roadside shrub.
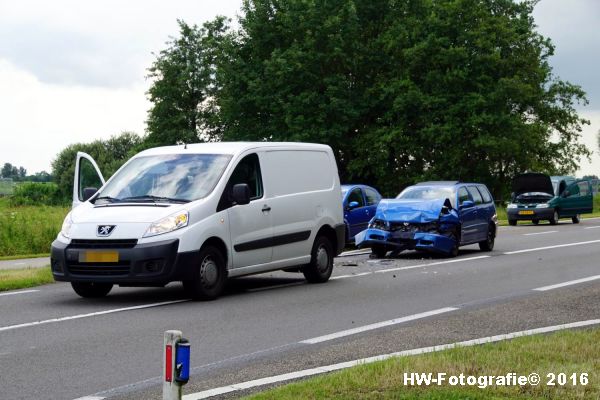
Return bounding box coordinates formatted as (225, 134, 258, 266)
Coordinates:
(10, 182, 63, 206)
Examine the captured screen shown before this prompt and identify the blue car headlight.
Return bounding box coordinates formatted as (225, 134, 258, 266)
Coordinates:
(369, 219, 389, 231)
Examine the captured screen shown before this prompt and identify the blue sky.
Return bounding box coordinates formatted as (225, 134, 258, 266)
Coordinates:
(0, 0, 598, 176)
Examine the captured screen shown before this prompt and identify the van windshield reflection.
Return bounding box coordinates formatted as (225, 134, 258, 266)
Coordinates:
(94, 154, 232, 204)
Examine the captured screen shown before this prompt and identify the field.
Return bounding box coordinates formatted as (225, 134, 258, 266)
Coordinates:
(247, 328, 600, 400)
(0, 267, 53, 291)
(0, 180, 15, 195)
(0, 198, 69, 257)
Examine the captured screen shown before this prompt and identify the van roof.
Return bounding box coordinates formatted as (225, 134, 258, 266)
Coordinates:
(137, 142, 331, 156)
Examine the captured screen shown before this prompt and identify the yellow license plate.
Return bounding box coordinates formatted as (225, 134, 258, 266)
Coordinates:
(518, 210, 535, 215)
(79, 250, 119, 263)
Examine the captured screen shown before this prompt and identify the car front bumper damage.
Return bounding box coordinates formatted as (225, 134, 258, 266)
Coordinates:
(355, 228, 457, 255)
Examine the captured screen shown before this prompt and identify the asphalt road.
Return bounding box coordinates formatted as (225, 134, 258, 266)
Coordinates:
(1, 219, 600, 399)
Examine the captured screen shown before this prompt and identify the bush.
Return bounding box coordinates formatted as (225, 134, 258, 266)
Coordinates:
(10, 182, 63, 206)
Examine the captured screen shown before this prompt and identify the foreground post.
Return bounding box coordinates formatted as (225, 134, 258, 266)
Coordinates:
(163, 330, 191, 400)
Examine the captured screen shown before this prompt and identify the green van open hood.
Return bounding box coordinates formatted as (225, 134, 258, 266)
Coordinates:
(512, 173, 554, 196)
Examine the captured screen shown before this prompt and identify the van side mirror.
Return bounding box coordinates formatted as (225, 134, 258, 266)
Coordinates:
(460, 200, 474, 209)
(82, 187, 98, 201)
(347, 201, 359, 210)
(232, 183, 251, 205)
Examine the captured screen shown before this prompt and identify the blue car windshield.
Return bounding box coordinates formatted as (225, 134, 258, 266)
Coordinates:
(396, 186, 456, 208)
(95, 154, 232, 203)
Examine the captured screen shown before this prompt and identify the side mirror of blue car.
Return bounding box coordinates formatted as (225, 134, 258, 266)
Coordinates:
(347, 201, 359, 210)
(460, 200, 475, 209)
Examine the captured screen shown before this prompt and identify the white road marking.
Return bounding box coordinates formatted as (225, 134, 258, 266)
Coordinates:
(534, 275, 600, 291)
(0, 289, 39, 297)
(523, 230, 558, 236)
(300, 307, 458, 344)
(330, 272, 372, 280)
(375, 255, 491, 274)
(0, 300, 188, 333)
(584, 226, 600, 230)
(73, 396, 105, 400)
(503, 239, 600, 255)
(183, 319, 600, 399)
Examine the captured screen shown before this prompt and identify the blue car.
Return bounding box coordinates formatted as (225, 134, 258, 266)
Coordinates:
(355, 181, 497, 257)
(341, 184, 382, 243)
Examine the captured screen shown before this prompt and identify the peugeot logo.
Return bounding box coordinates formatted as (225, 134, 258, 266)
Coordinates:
(97, 225, 116, 237)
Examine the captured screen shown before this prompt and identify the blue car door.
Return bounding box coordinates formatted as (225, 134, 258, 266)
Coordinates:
(457, 186, 478, 243)
(466, 186, 488, 241)
(344, 187, 369, 239)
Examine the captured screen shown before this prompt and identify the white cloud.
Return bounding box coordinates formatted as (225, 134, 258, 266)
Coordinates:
(0, 59, 148, 173)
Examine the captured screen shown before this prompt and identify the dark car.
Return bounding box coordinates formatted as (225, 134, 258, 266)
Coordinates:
(341, 184, 382, 243)
(355, 181, 497, 257)
(507, 173, 593, 225)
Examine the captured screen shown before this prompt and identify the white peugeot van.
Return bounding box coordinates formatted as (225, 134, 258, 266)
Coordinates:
(51, 142, 345, 300)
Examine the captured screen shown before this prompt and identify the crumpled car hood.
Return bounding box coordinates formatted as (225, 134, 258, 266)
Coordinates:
(375, 198, 449, 223)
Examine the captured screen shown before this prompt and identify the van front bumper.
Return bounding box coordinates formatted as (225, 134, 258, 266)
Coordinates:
(355, 228, 456, 255)
(507, 207, 554, 221)
(51, 238, 199, 285)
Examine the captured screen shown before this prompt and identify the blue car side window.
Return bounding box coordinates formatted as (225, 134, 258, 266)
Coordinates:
(457, 187, 470, 206)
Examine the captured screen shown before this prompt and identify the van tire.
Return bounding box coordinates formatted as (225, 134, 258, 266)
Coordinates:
(549, 210, 559, 225)
(572, 214, 580, 224)
(183, 245, 227, 300)
(508, 219, 517, 226)
(303, 236, 334, 283)
(71, 282, 113, 298)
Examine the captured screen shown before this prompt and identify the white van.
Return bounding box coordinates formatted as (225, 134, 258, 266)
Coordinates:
(51, 142, 345, 300)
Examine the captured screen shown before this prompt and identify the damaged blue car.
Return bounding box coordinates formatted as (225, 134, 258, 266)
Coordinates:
(355, 181, 497, 257)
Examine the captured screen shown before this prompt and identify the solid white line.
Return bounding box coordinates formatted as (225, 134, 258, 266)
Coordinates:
(73, 396, 105, 400)
(503, 239, 600, 255)
(375, 255, 491, 274)
(534, 275, 600, 291)
(0, 300, 188, 333)
(0, 289, 39, 297)
(330, 272, 372, 280)
(583, 226, 600, 230)
(300, 307, 458, 344)
(182, 319, 600, 400)
(523, 230, 558, 236)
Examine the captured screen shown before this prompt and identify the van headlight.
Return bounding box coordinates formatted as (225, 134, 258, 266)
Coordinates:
(536, 203, 550, 208)
(507, 203, 517, 209)
(61, 212, 73, 238)
(143, 211, 189, 238)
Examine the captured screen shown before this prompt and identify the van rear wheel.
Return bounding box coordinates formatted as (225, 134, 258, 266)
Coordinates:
(183, 245, 226, 300)
(303, 235, 334, 283)
(71, 282, 113, 298)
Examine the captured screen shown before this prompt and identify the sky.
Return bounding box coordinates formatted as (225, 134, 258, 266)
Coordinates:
(0, 0, 599, 177)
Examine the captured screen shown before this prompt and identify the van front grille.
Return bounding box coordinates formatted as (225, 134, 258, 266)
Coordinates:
(69, 239, 138, 249)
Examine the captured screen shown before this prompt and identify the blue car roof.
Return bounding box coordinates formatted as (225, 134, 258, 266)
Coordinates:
(415, 181, 460, 186)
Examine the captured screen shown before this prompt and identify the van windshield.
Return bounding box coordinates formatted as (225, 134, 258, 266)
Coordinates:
(94, 154, 232, 204)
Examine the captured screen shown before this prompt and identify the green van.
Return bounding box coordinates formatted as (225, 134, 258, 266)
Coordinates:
(507, 173, 593, 225)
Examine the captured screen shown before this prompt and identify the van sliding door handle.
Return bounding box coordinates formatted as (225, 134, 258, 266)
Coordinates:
(262, 205, 271, 212)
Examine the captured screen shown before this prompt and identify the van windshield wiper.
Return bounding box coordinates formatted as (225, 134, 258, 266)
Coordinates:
(120, 195, 190, 204)
(94, 196, 121, 203)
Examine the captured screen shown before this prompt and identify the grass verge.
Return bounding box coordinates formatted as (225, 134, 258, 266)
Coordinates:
(246, 328, 600, 400)
(0, 198, 68, 257)
(0, 266, 54, 292)
(0, 253, 50, 261)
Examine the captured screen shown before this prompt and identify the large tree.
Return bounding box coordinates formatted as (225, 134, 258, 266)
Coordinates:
(214, 0, 589, 197)
(145, 18, 229, 147)
(51, 132, 142, 201)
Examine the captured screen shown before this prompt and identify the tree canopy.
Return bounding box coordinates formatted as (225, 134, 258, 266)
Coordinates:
(209, 0, 590, 197)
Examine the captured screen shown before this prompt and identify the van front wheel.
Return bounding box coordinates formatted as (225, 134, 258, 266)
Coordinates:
(303, 236, 334, 283)
(71, 282, 113, 298)
(183, 246, 226, 300)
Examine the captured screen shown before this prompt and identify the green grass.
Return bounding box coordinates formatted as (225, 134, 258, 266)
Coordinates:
(0, 198, 69, 257)
(0, 266, 54, 291)
(0, 253, 50, 261)
(0, 180, 15, 195)
(247, 328, 600, 400)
